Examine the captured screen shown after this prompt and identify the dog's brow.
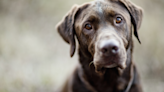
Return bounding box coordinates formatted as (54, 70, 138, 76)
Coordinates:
(85, 15, 99, 22)
(107, 10, 117, 17)
(82, 13, 87, 21)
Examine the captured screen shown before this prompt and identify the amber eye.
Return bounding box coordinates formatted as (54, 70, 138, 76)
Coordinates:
(116, 17, 122, 24)
(85, 23, 92, 30)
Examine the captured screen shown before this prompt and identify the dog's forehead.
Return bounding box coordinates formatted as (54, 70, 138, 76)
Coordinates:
(82, 0, 130, 19)
(75, 0, 131, 34)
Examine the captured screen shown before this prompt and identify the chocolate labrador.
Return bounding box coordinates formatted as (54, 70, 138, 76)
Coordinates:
(56, 0, 143, 92)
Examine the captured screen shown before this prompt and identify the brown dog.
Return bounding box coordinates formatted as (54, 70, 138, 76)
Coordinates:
(56, 0, 143, 92)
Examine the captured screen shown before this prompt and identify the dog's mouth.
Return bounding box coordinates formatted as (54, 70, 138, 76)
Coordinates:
(93, 56, 126, 74)
(94, 61, 125, 71)
(104, 62, 117, 68)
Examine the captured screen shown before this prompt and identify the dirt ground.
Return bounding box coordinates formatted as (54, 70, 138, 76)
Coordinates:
(0, 0, 164, 92)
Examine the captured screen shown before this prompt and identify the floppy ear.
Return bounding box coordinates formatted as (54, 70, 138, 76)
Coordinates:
(119, 0, 143, 43)
(56, 5, 79, 57)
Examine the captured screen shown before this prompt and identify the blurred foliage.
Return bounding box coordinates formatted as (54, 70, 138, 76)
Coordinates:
(0, 0, 164, 92)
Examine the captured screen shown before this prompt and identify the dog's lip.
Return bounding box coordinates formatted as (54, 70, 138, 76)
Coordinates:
(94, 61, 117, 69)
(94, 61, 126, 75)
(94, 61, 126, 70)
(104, 63, 117, 68)
(117, 61, 126, 69)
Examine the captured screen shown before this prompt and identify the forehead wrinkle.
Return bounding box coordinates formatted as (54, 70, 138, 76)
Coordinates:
(93, 0, 130, 18)
(96, 2, 103, 14)
(82, 15, 99, 26)
(81, 7, 100, 22)
(94, 1, 117, 19)
(95, 2, 130, 25)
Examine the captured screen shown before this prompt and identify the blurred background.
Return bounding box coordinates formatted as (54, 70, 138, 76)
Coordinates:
(0, 0, 164, 92)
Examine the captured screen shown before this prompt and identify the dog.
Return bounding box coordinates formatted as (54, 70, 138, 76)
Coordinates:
(56, 0, 143, 92)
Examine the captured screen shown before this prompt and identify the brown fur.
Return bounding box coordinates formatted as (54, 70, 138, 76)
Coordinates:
(56, 0, 143, 92)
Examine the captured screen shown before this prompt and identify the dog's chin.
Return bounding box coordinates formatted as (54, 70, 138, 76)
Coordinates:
(105, 62, 126, 69)
(94, 60, 126, 75)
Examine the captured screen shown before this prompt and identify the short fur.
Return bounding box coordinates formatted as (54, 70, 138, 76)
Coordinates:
(56, 0, 143, 92)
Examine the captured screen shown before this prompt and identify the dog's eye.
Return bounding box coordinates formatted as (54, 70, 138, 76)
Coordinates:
(115, 17, 122, 24)
(85, 23, 92, 30)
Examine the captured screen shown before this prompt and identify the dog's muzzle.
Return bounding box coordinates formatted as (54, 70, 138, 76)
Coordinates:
(93, 31, 127, 73)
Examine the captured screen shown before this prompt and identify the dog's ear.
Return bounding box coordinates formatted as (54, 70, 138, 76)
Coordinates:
(56, 5, 79, 57)
(119, 0, 143, 43)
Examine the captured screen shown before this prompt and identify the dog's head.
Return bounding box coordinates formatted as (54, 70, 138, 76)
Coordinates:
(56, 0, 143, 72)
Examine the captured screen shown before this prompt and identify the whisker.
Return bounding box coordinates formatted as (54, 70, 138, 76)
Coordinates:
(89, 61, 93, 68)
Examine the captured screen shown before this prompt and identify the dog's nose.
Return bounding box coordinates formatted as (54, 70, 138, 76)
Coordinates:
(100, 39, 119, 55)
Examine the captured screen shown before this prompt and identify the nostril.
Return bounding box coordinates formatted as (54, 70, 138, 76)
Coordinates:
(112, 46, 118, 51)
(111, 46, 119, 54)
(100, 45, 119, 55)
(99, 39, 120, 55)
(101, 48, 108, 54)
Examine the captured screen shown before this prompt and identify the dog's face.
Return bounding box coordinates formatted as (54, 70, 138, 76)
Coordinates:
(57, 0, 142, 72)
(75, 0, 132, 71)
